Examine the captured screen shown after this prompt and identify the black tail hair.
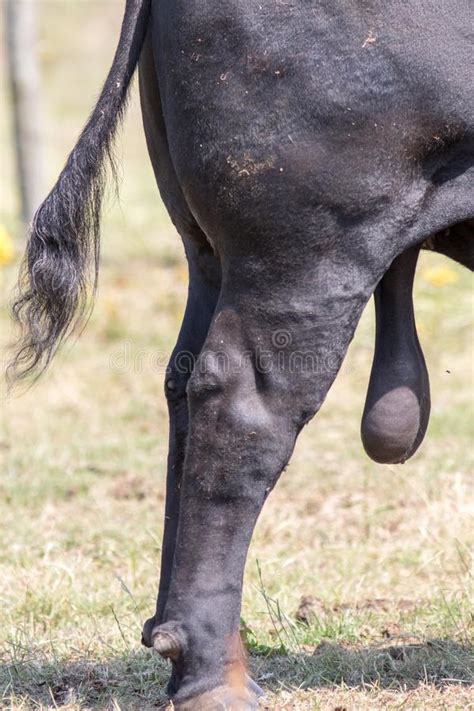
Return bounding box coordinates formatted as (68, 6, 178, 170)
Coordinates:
(8, 0, 150, 385)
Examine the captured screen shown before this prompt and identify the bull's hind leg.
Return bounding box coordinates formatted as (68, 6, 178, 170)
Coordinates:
(139, 33, 220, 670)
(146, 254, 383, 708)
(141, 234, 221, 664)
(361, 245, 430, 463)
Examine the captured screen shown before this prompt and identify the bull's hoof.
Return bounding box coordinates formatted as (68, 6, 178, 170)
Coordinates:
(141, 618, 265, 707)
(173, 683, 262, 710)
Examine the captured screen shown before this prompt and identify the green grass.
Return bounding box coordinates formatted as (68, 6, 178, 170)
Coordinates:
(1, 2, 473, 709)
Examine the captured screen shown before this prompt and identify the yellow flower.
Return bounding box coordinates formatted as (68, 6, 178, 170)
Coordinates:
(178, 265, 188, 283)
(416, 319, 428, 337)
(421, 265, 458, 287)
(0, 225, 15, 266)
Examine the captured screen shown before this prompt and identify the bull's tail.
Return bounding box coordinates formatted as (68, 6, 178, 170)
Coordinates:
(8, 0, 150, 385)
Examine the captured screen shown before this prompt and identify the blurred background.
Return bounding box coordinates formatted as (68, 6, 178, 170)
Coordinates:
(0, 3, 473, 709)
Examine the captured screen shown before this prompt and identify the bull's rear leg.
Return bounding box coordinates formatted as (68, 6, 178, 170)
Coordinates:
(139, 29, 223, 660)
(146, 257, 380, 708)
(141, 235, 220, 673)
(361, 245, 430, 463)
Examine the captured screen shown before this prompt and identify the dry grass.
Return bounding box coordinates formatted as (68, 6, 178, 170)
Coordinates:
(1, 2, 473, 709)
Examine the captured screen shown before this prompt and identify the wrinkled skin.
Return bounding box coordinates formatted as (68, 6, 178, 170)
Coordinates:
(135, 1, 474, 707)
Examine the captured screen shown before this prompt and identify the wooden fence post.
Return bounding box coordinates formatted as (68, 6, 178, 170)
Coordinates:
(5, 0, 44, 225)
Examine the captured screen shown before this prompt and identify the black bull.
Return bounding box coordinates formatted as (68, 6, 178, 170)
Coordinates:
(9, 0, 473, 708)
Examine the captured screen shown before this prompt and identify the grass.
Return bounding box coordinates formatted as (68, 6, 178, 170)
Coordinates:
(1, 2, 473, 709)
